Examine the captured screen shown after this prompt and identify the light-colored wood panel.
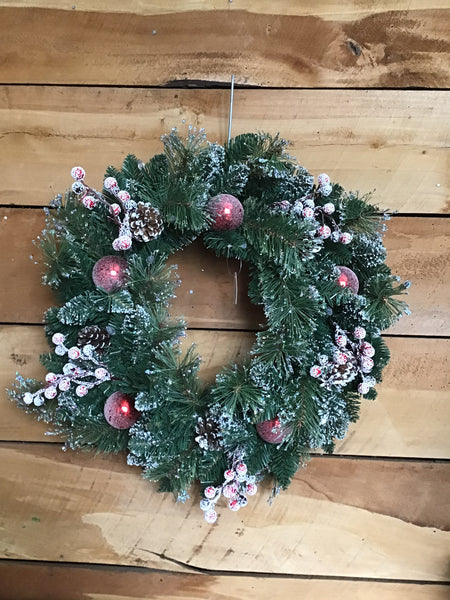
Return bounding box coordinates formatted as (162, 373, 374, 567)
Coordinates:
(334, 336, 450, 458)
(0, 209, 54, 323)
(2, 562, 450, 600)
(0, 6, 449, 88)
(384, 218, 449, 336)
(0, 209, 448, 335)
(0, 87, 448, 213)
(3, 1, 449, 19)
(0, 326, 50, 442)
(0, 444, 448, 579)
(1, 327, 449, 459)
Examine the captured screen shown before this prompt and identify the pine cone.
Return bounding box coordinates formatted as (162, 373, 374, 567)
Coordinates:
(128, 202, 164, 242)
(195, 416, 222, 451)
(78, 325, 111, 351)
(328, 354, 359, 387)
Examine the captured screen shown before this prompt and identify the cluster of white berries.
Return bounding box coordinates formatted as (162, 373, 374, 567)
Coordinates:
(200, 459, 257, 524)
(22, 332, 110, 407)
(271, 173, 353, 246)
(317, 172, 333, 197)
(102, 177, 136, 251)
(309, 326, 376, 394)
(70, 166, 100, 211)
(315, 174, 352, 244)
(71, 166, 157, 252)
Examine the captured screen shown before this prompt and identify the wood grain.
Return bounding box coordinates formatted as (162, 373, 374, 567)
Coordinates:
(2, 562, 450, 600)
(1, 326, 449, 459)
(0, 209, 448, 336)
(1, 86, 448, 213)
(1, 0, 448, 593)
(0, 443, 448, 580)
(4, 1, 450, 18)
(0, 5, 449, 88)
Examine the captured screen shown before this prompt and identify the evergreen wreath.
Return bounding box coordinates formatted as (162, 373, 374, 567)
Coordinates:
(9, 129, 411, 523)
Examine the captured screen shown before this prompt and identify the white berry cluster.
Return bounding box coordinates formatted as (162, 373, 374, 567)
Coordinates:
(22, 332, 110, 407)
(309, 326, 376, 394)
(200, 458, 257, 524)
(70, 167, 163, 252)
(317, 172, 333, 197)
(103, 178, 135, 251)
(70, 166, 99, 211)
(271, 173, 353, 246)
(104, 177, 165, 251)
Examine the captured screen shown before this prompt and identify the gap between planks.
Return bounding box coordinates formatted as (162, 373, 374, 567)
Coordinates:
(2, 82, 450, 91)
(1, 557, 450, 586)
(1, 439, 450, 466)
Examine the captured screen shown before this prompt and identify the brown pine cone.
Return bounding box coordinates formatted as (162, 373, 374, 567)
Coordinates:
(128, 202, 164, 242)
(78, 325, 111, 351)
(328, 353, 359, 387)
(195, 416, 222, 451)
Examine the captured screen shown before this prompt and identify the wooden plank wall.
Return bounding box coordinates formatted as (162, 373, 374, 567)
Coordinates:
(0, 2, 449, 599)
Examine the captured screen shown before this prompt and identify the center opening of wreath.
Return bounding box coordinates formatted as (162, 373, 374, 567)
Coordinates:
(172, 239, 265, 385)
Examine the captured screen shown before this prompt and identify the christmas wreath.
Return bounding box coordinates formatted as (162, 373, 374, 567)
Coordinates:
(9, 129, 410, 523)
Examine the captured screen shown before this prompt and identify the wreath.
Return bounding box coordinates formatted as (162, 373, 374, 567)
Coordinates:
(9, 130, 410, 523)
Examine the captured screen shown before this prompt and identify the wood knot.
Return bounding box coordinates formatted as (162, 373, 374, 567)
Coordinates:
(347, 40, 362, 56)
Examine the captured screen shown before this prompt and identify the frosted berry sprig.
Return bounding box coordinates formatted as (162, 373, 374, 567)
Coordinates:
(22, 333, 111, 407)
(71, 166, 105, 212)
(317, 172, 333, 197)
(71, 167, 164, 251)
(70, 167, 132, 249)
(103, 177, 166, 249)
(199, 455, 258, 524)
(314, 174, 353, 244)
(102, 177, 135, 251)
(309, 325, 376, 393)
(271, 173, 353, 246)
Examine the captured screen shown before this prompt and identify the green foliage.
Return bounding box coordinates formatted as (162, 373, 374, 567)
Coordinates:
(364, 274, 411, 328)
(10, 130, 410, 515)
(225, 132, 291, 166)
(339, 192, 384, 235)
(212, 365, 264, 417)
(270, 447, 304, 489)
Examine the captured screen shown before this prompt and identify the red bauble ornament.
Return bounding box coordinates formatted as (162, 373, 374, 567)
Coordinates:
(207, 194, 244, 231)
(256, 418, 293, 444)
(92, 256, 129, 293)
(336, 266, 359, 294)
(103, 392, 140, 429)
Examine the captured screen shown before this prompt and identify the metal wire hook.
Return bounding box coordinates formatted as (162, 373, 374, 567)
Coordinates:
(228, 74, 235, 144)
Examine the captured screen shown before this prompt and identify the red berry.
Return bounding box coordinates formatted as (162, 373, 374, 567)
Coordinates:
(228, 499, 240, 511)
(309, 365, 322, 378)
(204, 486, 216, 499)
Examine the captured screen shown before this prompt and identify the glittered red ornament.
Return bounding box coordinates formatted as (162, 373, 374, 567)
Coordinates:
(256, 418, 293, 444)
(104, 392, 140, 429)
(92, 256, 129, 293)
(336, 266, 359, 294)
(207, 194, 244, 231)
